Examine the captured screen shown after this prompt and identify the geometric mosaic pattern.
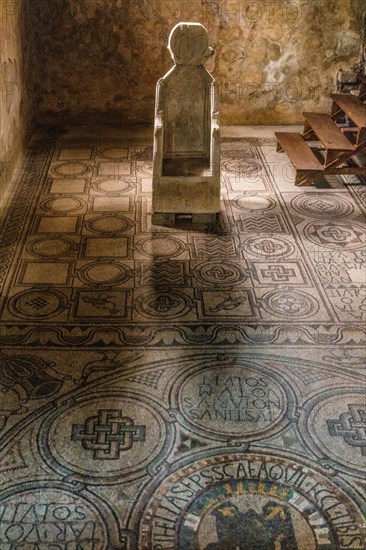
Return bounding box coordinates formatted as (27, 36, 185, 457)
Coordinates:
(0, 128, 365, 549)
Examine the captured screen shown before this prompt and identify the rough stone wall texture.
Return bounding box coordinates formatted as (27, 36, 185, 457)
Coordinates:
(19, 0, 366, 125)
(0, 0, 32, 201)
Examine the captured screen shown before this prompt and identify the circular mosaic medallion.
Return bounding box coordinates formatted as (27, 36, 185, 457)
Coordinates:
(221, 144, 251, 159)
(8, 289, 68, 319)
(39, 393, 169, 483)
(136, 161, 153, 175)
(175, 361, 293, 440)
(193, 261, 247, 286)
(291, 194, 354, 218)
(305, 222, 366, 250)
(300, 388, 366, 478)
(85, 214, 133, 234)
(91, 178, 135, 194)
(262, 289, 319, 318)
(135, 290, 193, 319)
(137, 452, 364, 549)
(97, 147, 127, 160)
(51, 162, 92, 177)
(77, 261, 132, 285)
(242, 236, 295, 259)
(27, 237, 77, 258)
(136, 235, 185, 258)
(0, 486, 108, 549)
(222, 158, 262, 175)
(40, 196, 85, 213)
(233, 194, 276, 211)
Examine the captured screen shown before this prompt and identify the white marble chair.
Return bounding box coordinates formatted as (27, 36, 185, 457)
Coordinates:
(152, 22, 221, 224)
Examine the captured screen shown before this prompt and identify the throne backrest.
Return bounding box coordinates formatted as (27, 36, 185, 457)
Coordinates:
(161, 23, 214, 160)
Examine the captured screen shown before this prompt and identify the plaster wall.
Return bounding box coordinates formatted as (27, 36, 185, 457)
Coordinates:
(0, 0, 31, 203)
(27, 0, 365, 125)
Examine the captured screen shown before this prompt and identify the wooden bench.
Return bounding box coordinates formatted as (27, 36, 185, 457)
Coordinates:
(331, 94, 366, 128)
(275, 132, 324, 186)
(302, 112, 354, 166)
(331, 94, 366, 147)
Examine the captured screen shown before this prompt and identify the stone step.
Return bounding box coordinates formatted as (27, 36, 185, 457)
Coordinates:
(303, 112, 355, 151)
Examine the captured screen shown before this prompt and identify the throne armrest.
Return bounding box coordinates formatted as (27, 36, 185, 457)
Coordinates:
(153, 114, 164, 177)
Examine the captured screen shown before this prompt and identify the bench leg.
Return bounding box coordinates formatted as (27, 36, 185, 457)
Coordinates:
(356, 128, 366, 148)
(302, 122, 316, 141)
(295, 170, 319, 186)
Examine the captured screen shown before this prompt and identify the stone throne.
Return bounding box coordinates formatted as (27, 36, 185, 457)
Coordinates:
(152, 22, 221, 224)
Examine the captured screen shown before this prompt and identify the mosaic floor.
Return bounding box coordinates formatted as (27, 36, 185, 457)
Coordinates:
(0, 125, 365, 549)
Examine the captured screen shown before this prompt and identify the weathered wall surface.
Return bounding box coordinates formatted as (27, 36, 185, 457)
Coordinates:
(20, 0, 366, 125)
(0, 0, 32, 202)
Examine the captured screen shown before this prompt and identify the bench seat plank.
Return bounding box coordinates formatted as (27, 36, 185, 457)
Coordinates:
(275, 132, 324, 171)
(303, 112, 354, 151)
(331, 94, 366, 129)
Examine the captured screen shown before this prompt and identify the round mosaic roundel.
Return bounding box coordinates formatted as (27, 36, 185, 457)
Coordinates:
(8, 289, 68, 319)
(305, 222, 366, 250)
(27, 237, 77, 258)
(0, 487, 108, 549)
(91, 178, 135, 194)
(291, 194, 354, 218)
(222, 158, 262, 175)
(40, 196, 85, 213)
(299, 388, 366, 478)
(135, 290, 193, 319)
(138, 452, 364, 549)
(193, 261, 247, 286)
(262, 289, 319, 318)
(177, 363, 289, 439)
(77, 261, 132, 285)
(85, 214, 133, 234)
(242, 236, 295, 259)
(233, 194, 276, 211)
(51, 162, 92, 177)
(136, 236, 185, 258)
(39, 393, 168, 483)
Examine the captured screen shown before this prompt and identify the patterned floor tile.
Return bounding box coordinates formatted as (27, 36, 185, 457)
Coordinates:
(0, 129, 365, 549)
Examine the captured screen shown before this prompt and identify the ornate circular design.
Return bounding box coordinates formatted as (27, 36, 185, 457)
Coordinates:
(8, 289, 68, 319)
(77, 261, 132, 286)
(305, 222, 366, 250)
(137, 452, 364, 549)
(136, 235, 185, 258)
(40, 196, 85, 213)
(97, 147, 128, 160)
(242, 235, 295, 259)
(193, 261, 247, 286)
(233, 194, 276, 211)
(0, 486, 108, 549)
(50, 162, 92, 177)
(291, 194, 354, 218)
(85, 214, 133, 234)
(262, 289, 319, 318)
(221, 144, 251, 159)
(91, 178, 135, 194)
(136, 161, 153, 175)
(39, 393, 169, 483)
(176, 361, 292, 440)
(26, 237, 77, 258)
(300, 388, 366, 478)
(222, 158, 262, 175)
(135, 290, 193, 319)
